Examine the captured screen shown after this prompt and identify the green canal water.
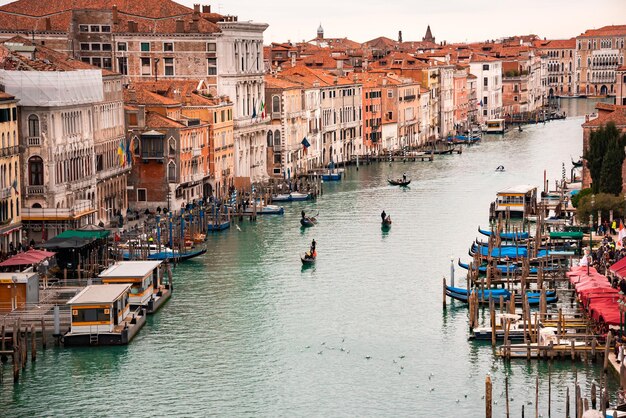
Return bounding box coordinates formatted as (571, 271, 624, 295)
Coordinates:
(1, 99, 617, 417)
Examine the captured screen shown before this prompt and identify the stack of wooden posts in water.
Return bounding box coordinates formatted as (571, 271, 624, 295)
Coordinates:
(0, 318, 47, 383)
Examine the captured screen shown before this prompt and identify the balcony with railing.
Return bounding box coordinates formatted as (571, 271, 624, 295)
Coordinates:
(0, 187, 11, 199)
(27, 136, 41, 146)
(0, 146, 19, 157)
(26, 185, 45, 196)
(22, 200, 95, 221)
(192, 147, 202, 157)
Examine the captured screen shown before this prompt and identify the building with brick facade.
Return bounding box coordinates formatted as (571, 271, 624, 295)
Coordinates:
(124, 83, 215, 210)
(575, 25, 626, 96)
(0, 91, 21, 253)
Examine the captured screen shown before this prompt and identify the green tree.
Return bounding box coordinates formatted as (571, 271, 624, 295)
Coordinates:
(576, 192, 626, 224)
(571, 188, 592, 208)
(583, 122, 626, 194)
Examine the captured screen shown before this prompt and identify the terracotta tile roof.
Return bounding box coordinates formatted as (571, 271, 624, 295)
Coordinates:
(279, 65, 357, 88)
(534, 38, 576, 49)
(264, 76, 302, 89)
(125, 86, 179, 106)
(582, 106, 626, 128)
(578, 25, 626, 38)
(0, 0, 219, 34)
(127, 80, 220, 107)
(145, 111, 185, 129)
(0, 36, 117, 75)
(370, 51, 427, 70)
(0, 91, 15, 100)
(470, 54, 500, 63)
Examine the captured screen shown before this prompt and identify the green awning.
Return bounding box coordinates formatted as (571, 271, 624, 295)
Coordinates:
(550, 231, 584, 240)
(55, 229, 110, 240)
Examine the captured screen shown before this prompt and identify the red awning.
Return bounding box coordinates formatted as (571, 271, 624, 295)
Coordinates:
(0, 249, 56, 267)
(610, 257, 626, 274)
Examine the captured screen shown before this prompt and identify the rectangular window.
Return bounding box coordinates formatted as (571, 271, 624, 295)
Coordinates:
(91, 43, 101, 51)
(387, 90, 393, 98)
(164, 42, 174, 52)
(117, 42, 127, 51)
(102, 43, 112, 51)
(81, 57, 90, 63)
(207, 58, 217, 75)
(207, 42, 216, 52)
(483, 96, 488, 105)
(483, 77, 488, 87)
(79, 24, 89, 32)
(137, 189, 147, 202)
(482, 64, 489, 71)
(90, 25, 100, 32)
(12, 108, 16, 121)
(80, 43, 89, 51)
(91, 57, 102, 67)
(118, 57, 128, 75)
(141, 42, 150, 52)
(102, 57, 112, 70)
(141, 57, 151, 75)
(101, 25, 111, 33)
(164, 58, 174, 76)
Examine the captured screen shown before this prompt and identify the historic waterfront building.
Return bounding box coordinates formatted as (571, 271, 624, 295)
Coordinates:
(535, 38, 576, 97)
(618, 66, 626, 106)
(124, 83, 214, 210)
(0, 41, 128, 241)
(469, 55, 503, 123)
(575, 25, 626, 96)
(0, 92, 21, 253)
(216, 20, 270, 187)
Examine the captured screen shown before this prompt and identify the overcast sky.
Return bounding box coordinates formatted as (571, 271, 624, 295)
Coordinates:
(0, 0, 622, 44)
(178, 0, 624, 44)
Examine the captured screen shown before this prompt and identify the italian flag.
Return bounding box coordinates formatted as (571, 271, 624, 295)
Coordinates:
(259, 100, 265, 119)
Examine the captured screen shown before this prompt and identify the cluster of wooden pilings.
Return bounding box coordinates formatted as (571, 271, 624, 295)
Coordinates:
(0, 318, 47, 383)
(485, 369, 612, 418)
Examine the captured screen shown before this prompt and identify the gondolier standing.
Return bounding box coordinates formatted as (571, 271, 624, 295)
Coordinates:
(310, 239, 317, 257)
(381, 210, 386, 223)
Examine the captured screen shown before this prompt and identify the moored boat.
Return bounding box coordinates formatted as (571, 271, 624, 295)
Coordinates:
(64, 284, 146, 346)
(289, 192, 311, 201)
(244, 204, 285, 215)
(206, 220, 231, 231)
(478, 226, 529, 240)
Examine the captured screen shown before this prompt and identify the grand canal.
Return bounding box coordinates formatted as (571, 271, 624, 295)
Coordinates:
(1, 99, 616, 417)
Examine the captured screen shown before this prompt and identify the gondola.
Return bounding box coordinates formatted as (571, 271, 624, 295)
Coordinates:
(457, 259, 560, 275)
(446, 285, 556, 299)
(388, 179, 411, 186)
(301, 252, 316, 265)
(382, 217, 392, 227)
(478, 226, 529, 240)
(445, 288, 557, 306)
(300, 216, 317, 227)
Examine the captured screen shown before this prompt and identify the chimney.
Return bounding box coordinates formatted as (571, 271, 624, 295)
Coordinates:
(45, 17, 51, 31)
(398, 30, 403, 43)
(202, 5, 211, 13)
(175, 19, 185, 33)
(128, 20, 136, 32)
(193, 4, 200, 12)
(112, 5, 119, 24)
(291, 54, 296, 68)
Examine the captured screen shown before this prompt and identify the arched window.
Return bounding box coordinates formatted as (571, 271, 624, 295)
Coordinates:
(266, 130, 273, 147)
(1, 133, 4, 148)
(272, 95, 280, 114)
(168, 137, 176, 156)
(168, 161, 176, 182)
(273, 130, 281, 147)
(28, 115, 40, 138)
(28, 156, 44, 186)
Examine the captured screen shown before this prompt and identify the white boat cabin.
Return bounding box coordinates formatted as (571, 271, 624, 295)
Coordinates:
(485, 118, 506, 134)
(495, 185, 537, 218)
(99, 261, 163, 307)
(67, 284, 131, 334)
